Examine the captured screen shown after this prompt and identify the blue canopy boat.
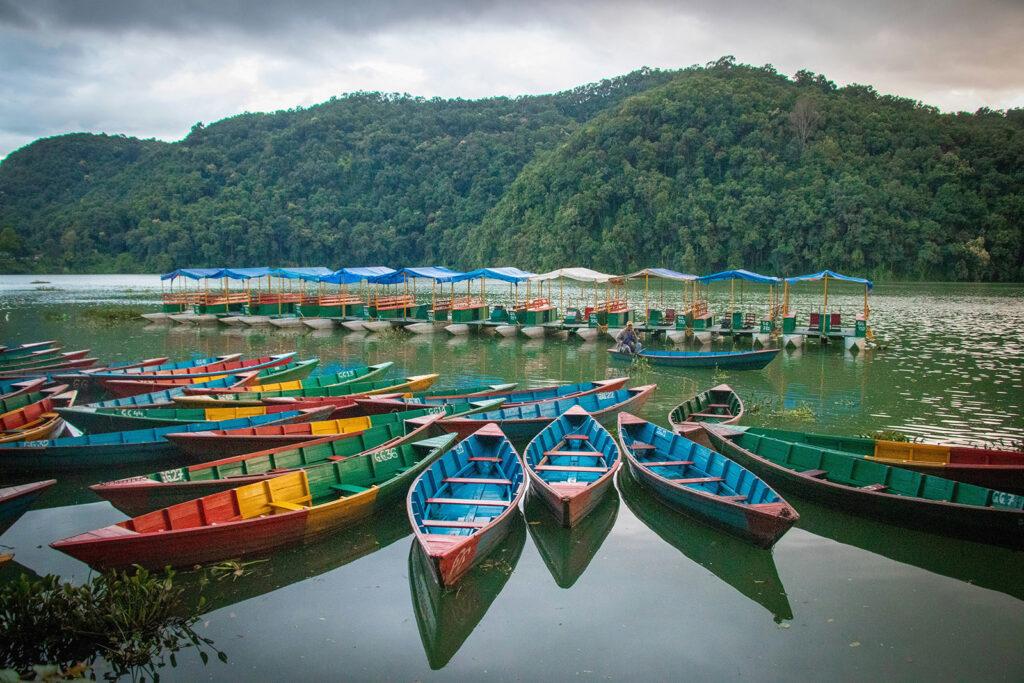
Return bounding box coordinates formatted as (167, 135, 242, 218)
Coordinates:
(607, 348, 780, 370)
(523, 405, 622, 527)
(408, 423, 526, 586)
(617, 413, 798, 548)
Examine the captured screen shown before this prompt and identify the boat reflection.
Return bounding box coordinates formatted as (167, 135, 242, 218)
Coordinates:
(618, 469, 793, 622)
(184, 504, 411, 613)
(524, 490, 618, 588)
(794, 496, 1024, 603)
(408, 513, 526, 669)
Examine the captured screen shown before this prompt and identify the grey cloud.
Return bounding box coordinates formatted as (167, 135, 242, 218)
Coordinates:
(0, 0, 1022, 159)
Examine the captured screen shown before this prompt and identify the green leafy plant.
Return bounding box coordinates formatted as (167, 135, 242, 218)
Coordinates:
(0, 567, 224, 681)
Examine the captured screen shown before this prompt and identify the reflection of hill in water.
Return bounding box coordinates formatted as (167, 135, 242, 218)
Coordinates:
(184, 505, 411, 613)
(409, 514, 526, 670)
(618, 469, 793, 622)
(525, 491, 618, 588)
(793, 495, 1024, 603)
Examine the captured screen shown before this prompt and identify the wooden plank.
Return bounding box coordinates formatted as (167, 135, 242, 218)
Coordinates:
(444, 477, 512, 485)
(630, 442, 656, 450)
(544, 450, 603, 457)
(565, 434, 589, 441)
(643, 460, 694, 467)
(535, 464, 608, 473)
(468, 456, 501, 462)
(426, 497, 510, 507)
(671, 477, 723, 484)
(422, 519, 488, 528)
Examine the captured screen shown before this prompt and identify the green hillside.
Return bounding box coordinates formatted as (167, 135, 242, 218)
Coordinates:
(0, 59, 1020, 280)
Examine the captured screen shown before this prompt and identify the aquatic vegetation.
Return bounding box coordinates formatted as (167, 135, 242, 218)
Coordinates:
(0, 567, 223, 681)
(81, 306, 143, 324)
(861, 429, 912, 442)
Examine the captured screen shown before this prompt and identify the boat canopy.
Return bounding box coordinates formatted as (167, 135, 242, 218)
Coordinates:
(160, 268, 224, 281)
(218, 267, 273, 280)
(698, 269, 781, 285)
(626, 268, 697, 282)
(445, 267, 537, 284)
(270, 267, 334, 281)
(369, 266, 464, 285)
(530, 267, 619, 283)
(319, 266, 397, 284)
(785, 270, 873, 290)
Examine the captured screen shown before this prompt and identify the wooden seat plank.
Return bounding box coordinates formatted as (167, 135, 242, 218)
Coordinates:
(671, 477, 723, 484)
(543, 450, 603, 457)
(444, 477, 512, 485)
(643, 460, 694, 468)
(422, 519, 489, 529)
(535, 464, 608, 473)
(468, 456, 501, 462)
(426, 497, 510, 507)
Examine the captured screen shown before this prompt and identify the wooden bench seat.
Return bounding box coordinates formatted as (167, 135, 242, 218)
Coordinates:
(643, 460, 694, 468)
(691, 411, 732, 418)
(564, 434, 589, 441)
(423, 519, 489, 529)
(426, 497, 509, 507)
(629, 442, 656, 450)
(801, 469, 828, 479)
(535, 464, 608, 473)
(721, 495, 748, 502)
(269, 501, 306, 511)
(671, 477, 723, 485)
(469, 456, 501, 462)
(444, 477, 512, 485)
(543, 450, 603, 458)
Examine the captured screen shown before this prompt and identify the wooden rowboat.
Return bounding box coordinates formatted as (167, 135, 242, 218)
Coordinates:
(175, 362, 392, 400)
(410, 382, 518, 399)
(0, 391, 75, 443)
(56, 402, 333, 434)
(0, 346, 63, 368)
(0, 479, 57, 534)
(736, 426, 1024, 495)
(83, 354, 242, 376)
(164, 400, 502, 460)
(52, 433, 459, 569)
(409, 515, 526, 669)
(668, 384, 744, 439)
(177, 374, 440, 407)
(376, 378, 626, 411)
(0, 378, 49, 401)
(704, 424, 1024, 549)
(0, 356, 98, 378)
(439, 385, 656, 441)
(92, 416, 447, 515)
(0, 410, 323, 474)
(619, 413, 797, 548)
(408, 423, 527, 586)
(523, 405, 622, 527)
(607, 348, 780, 370)
(0, 341, 57, 359)
(98, 354, 298, 397)
(0, 349, 90, 371)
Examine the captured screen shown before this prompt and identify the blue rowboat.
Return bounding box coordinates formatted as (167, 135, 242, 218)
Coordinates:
(607, 348, 780, 370)
(0, 479, 56, 534)
(440, 385, 655, 441)
(408, 378, 627, 406)
(0, 410, 323, 474)
(523, 405, 622, 527)
(408, 423, 526, 586)
(617, 412, 798, 548)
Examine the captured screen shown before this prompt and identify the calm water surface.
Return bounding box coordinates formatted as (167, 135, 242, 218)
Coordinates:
(0, 275, 1022, 681)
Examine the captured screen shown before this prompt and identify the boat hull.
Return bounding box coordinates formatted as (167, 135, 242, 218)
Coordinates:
(706, 427, 1024, 549)
(608, 348, 780, 369)
(495, 325, 518, 338)
(302, 318, 336, 330)
(341, 320, 366, 331)
(0, 479, 56, 534)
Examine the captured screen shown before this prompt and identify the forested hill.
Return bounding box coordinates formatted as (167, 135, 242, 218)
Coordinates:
(1, 59, 1021, 281)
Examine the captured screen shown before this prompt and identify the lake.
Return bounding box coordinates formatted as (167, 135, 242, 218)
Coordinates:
(1, 275, 1022, 681)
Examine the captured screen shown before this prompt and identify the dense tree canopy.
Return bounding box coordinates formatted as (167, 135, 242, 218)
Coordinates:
(0, 60, 1020, 280)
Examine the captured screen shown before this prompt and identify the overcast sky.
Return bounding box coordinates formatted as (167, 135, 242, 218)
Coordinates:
(1, 0, 1022, 159)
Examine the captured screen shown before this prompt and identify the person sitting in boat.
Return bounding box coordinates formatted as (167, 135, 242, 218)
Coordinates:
(616, 322, 642, 354)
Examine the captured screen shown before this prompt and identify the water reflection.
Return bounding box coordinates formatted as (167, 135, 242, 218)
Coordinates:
(408, 513, 526, 669)
(524, 490, 619, 589)
(185, 505, 411, 613)
(793, 496, 1024, 603)
(618, 469, 793, 622)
